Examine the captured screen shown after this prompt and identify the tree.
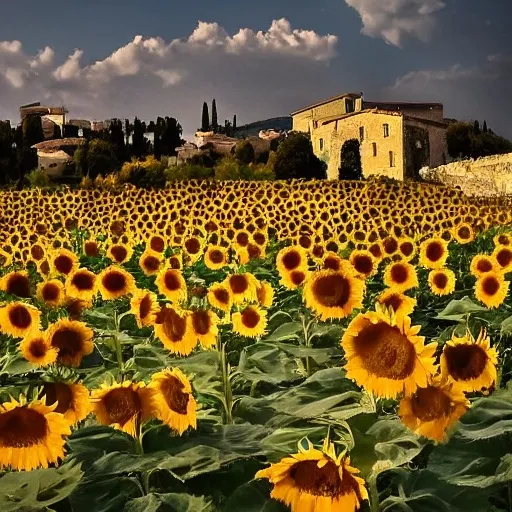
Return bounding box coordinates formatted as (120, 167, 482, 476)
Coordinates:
(483, 120, 488, 133)
(339, 139, 363, 180)
(446, 122, 474, 159)
(273, 132, 326, 180)
(16, 115, 44, 184)
(131, 117, 150, 159)
(201, 102, 209, 132)
(22, 114, 44, 147)
(0, 121, 16, 183)
(473, 120, 481, 136)
(233, 114, 237, 132)
(211, 99, 218, 132)
(108, 118, 128, 164)
(74, 139, 119, 179)
(234, 140, 255, 164)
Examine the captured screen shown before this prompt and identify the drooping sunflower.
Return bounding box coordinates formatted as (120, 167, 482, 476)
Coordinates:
(383, 261, 419, 292)
(50, 248, 79, 276)
(419, 238, 449, 269)
(204, 245, 229, 270)
(154, 306, 197, 356)
(190, 309, 219, 348)
(232, 306, 267, 338)
(98, 266, 136, 300)
(46, 318, 94, 367)
(0, 302, 41, 338)
(452, 222, 475, 244)
(349, 250, 377, 279)
(470, 254, 499, 278)
(428, 268, 456, 296)
(65, 268, 97, 302)
(376, 289, 417, 318)
(256, 438, 369, 512)
(303, 269, 365, 321)
(256, 281, 274, 308)
(20, 332, 57, 366)
(144, 368, 197, 435)
(440, 329, 498, 393)
(224, 273, 259, 304)
(130, 289, 159, 328)
(342, 307, 437, 398)
(474, 272, 509, 308)
(399, 376, 470, 443)
(492, 245, 512, 273)
(155, 267, 188, 304)
(91, 381, 148, 437)
(0, 270, 31, 298)
(40, 381, 91, 425)
(0, 396, 71, 471)
(207, 283, 232, 313)
(107, 243, 133, 264)
(276, 246, 308, 277)
(139, 249, 163, 276)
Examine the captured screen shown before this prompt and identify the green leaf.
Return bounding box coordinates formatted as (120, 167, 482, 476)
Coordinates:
(222, 481, 288, 512)
(0, 352, 38, 375)
(263, 322, 302, 342)
(435, 297, 486, 322)
(0, 462, 83, 512)
(501, 314, 512, 336)
(124, 492, 215, 512)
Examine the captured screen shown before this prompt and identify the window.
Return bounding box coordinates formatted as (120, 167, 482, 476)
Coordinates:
(389, 151, 395, 167)
(345, 98, 355, 113)
(49, 163, 57, 168)
(372, 143, 377, 157)
(319, 138, 324, 151)
(383, 124, 389, 137)
(359, 126, 364, 142)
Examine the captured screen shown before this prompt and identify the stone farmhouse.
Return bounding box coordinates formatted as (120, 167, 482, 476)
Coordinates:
(291, 92, 449, 180)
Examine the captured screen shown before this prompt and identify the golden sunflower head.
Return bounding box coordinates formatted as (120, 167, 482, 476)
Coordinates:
(475, 272, 509, 309)
(107, 243, 133, 264)
(154, 306, 197, 356)
(51, 248, 79, 276)
(492, 245, 512, 273)
(377, 289, 416, 318)
(349, 250, 377, 279)
(19, 332, 58, 366)
(130, 289, 159, 328)
(382, 236, 399, 256)
(232, 306, 268, 338)
(147, 235, 166, 253)
(224, 273, 259, 304)
(98, 266, 136, 300)
(303, 270, 365, 321)
(36, 279, 65, 308)
(0, 397, 71, 471)
(65, 268, 97, 302)
(46, 318, 94, 367)
(256, 281, 274, 308)
(65, 297, 92, 320)
(155, 267, 188, 304)
(83, 239, 101, 258)
(139, 249, 163, 276)
(453, 222, 475, 244)
(383, 261, 419, 292)
(168, 253, 183, 270)
(428, 268, 456, 296)
(276, 246, 308, 277)
(0, 302, 41, 338)
(440, 329, 497, 393)
(470, 254, 498, 278)
(41, 381, 91, 425)
(419, 238, 449, 269)
(207, 283, 233, 313)
(368, 242, 384, 261)
(280, 268, 311, 290)
(190, 309, 219, 349)
(397, 237, 417, 261)
(0, 270, 31, 298)
(204, 245, 229, 270)
(342, 308, 437, 398)
(183, 236, 205, 264)
(494, 233, 512, 247)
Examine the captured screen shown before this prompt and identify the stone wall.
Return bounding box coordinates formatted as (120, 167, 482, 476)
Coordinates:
(421, 152, 512, 196)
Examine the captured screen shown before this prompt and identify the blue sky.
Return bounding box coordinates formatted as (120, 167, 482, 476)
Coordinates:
(1, 0, 511, 139)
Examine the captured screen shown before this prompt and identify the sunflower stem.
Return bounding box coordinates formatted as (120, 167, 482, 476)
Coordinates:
(368, 476, 380, 512)
(301, 315, 313, 377)
(218, 340, 233, 424)
(113, 310, 125, 374)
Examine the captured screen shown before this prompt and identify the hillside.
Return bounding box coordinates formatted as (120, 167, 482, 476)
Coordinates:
(233, 116, 292, 138)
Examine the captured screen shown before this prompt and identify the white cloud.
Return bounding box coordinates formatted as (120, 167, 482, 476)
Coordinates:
(53, 49, 83, 81)
(5, 68, 27, 88)
(344, 0, 446, 46)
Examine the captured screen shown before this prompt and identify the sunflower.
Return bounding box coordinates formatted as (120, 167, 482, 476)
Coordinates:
(46, 319, 94, 367)
(83, 239, 101, 258)
(154, 306, 197, 356)
(322, 252, 344, 272)
(41, 381, 91, 425)
(0, 270, 31, 298)
(494, 233, 512, 247)
(0, 396, 71, 471)
(397, 237, 417, 261)
(65, 297, 92, 320)
(419, 238, 449, 269)
(204, 245, 229, 270)
(428, 268, 456, 296)
(303, 270, 364, 321)
(342, 307, 437, 398)
(190, 309, 219, 348)
(256, 438, 368, 512)
(383, 261, 419, 292)
(65, 268, 97, 302)
(144, 368, 197, 435)
(130, 289, 159, 328)
(399, 376, 469, 443)
(492, 245, 512, 273)
(453, 222, 475, 244)
(376, 289, 416, 318)
(50, 248, 79, 276)
(349, 250, 377, 279)
(91, 381, 147, 437)
(98, 266, 136, 300)
(280, 268, 311, 290)
(155, 267, 187, 304)
(276, 246, 308, 277)
(139, 249, 163, 276)
(107, 243, 133, 264)
(256, 281, 274, 308)
(474, 272, 509, 308)
(0, 302, 41, 338)
(440, 329, 498, 393)
(37, 280, 65, 308)
(183, 236, 205, 264)
(470, 254, 499, 278)
(207, 283, 232, 313)
(168, 253, 183, 270)
(232, 306, 267, 338)
(19, 332, 58, 366)
(368, 242, 384, 261)
(147, 234, 166, 253)
(224, 273, 259, 304)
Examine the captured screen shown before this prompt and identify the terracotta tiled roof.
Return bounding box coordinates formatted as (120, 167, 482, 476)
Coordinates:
(363, 101, 443, 110)
(290, 92, 362, 116)
(320, 108, 402, 125)
(32, 138, 84, 152)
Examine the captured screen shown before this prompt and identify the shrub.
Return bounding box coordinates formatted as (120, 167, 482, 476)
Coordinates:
(234, 140, 255, 164)
(166, 162, 214, 180)
(118, 156, 167, 189)
(26, 169, 50, 188)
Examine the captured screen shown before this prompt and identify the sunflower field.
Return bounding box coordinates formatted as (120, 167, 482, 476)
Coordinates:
(0, 178, 512, 512)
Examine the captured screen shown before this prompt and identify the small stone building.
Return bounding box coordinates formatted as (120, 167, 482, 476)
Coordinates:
(32, 138, 83, 177)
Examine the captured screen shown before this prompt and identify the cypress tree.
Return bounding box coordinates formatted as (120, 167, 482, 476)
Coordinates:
(233, 114, 237, 132)
(211, 99, 218, 132)
(473, 120, 481, 135)
(201, 102, 209, 132)
(483, 120, 488, 133)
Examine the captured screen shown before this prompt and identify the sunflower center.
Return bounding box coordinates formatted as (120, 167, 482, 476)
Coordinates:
(400, 242, 414, 257)
(6, 274, 31, 298)
(241, 308, 260, 328)
(433, 272, 448, 289)
(71, 271, 95, 291)
(381, 294, 403, 312)
(298, 235, 312, 249)
(496, 249, 512, 267)
(51, 328, 84, 360)
(54, 255, 73, 274)
(369, 244, 383, 259)
(139, 294, 152, 320)
(84, 241, 100, 257)
(185, 238, 201, 254)
(383, 237, 398, 254)
(236, 232, 249, 247)
(390, 264, 409, 284)
(150, 237, 165, 252)
(31, 245, 45, 260)
(41, 283, 59, 302)
(312, 245, 324, 259)
(353, 255, 373, 275)
(410, 386, 453, 421)
(103, 388, 142, 425)
(9, 305, 32, 329)
(458, 226, 471, 239)
(111, 246, 128, 262)
(164, 271, 181, 291)
(282, 250, 301, 271)
(169, 256, 181, 269)
(290, 460, 342, 497)
(213, 288, 230, 304)
(160, 375, 189, 414)
(476, 259, 493, 273)
(324, 256, 341, 271)
(248, 244, 261, 259)
(291, 271, 306, 286)
(311, 274, 350, 307)
(42, 383, 74, 414)
(229, 275, 249, 294)
(253, 233, 266, 245)
(192, 310, 211, 335)
(444, 344, 488, 381)
(29, 338, 48, 358)
(498, 235, 509, 245)
(102, 271, 127, 293)
(0, 407, 48, 447)
(426, 242, 444, 262)
(143, 255, 160, 271)
(355, 320, 416, 379)
(209, 250, 224, 264)
(482, 276, 500, 296)
(161, 308, 187, 342)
